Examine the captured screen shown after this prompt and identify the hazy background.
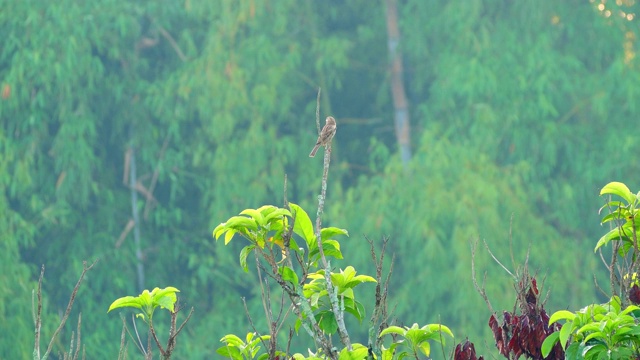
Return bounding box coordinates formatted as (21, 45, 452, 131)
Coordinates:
(1, 0, 638, 358)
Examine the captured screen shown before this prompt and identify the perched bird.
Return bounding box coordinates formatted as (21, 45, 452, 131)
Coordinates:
(309, 116, 337, 157)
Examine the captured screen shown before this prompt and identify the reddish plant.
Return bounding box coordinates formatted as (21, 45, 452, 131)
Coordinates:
(454, 339, 484, 360)
(629, 283, 640, 305)
(488, 277, 564, 359)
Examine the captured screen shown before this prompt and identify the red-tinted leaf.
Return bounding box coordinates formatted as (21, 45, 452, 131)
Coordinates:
(630, 284, 640, 304)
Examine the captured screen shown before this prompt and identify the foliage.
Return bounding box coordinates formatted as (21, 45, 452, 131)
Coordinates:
(596, 181, 640, 256)
(2, 0, 640, 358)
(108, 286, 191, 359)
(487, 278, 563, 359)
(212, 190, 453, 359)
(543, 296, 640, 360)
(540, 181, 640, 359)
(217, 332, 275, 360)
(108, 286, 180, 322)
(379, 323, 454, 359)
(213, 202, 389, 359)
(454, 340, 483, 360)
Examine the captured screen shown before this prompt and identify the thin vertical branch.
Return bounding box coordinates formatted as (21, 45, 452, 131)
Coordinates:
(128, 146, 145, 292)
(367, 236, 394, 359)
(118, 318, 127, 360)
(73, 313, 82, 360)
(33, 265, 45, 359)
(315, 88, 322, 133)
(42, 260, 97, 360)
(312, 95, 351, 350)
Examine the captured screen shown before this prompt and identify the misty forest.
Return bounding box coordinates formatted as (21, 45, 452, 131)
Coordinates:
(3, 0, 640, 359)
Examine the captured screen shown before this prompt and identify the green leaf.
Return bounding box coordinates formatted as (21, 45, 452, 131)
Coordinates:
(220, 334, 245, 347)
(108, 296, 143, 313)
(600, 210, 626, 225)
(594, 226, 633, 252)
(290, 203, 315, 245)
(559, 321, 574, 349)
(239, 245, 255, 272)
(418, 341, 430, 357)
(279, 266, 299, 287)
(423, 323, 454, 339)
(224, 229, 238, 245)
(549, 310, 576, 325)
(565, 342, 581, 360)
(216, 345, 242, 360)
(151, 286, 180, 312)
(344, 299, 366, 321)
(541, 331, 560, 357)
(317, 310, 338, 334)
(108, 287, 179, 316)
(379, 325, 406, 337)
(262, 207, 292, 224)
(226, 215, 259, 232)
(600, 182, 635, 204)
(581, 343, 607, 359)
(321, 226, 349, 240)
(240, 208, 265, 227)
(338, 343, 369, 360)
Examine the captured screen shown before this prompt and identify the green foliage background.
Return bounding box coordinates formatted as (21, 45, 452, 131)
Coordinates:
(1, 0, 639, 358)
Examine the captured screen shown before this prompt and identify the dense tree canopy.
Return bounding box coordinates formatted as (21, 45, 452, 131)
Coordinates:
(1, 0, 639, 358)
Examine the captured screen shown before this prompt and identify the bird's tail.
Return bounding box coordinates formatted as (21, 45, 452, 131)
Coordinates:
(309, 144, 320, 157)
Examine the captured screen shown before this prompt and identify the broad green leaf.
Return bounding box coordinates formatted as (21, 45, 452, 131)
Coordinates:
(239, 245, 255, 272)
(151, 287, 179, 312)
(220, 334, 245, 347)
(262, 207, 292, 224)
(620, 304, 640, 315)
(549, 310, 576, 324)
(350, 274, 377, 285)
(343, 299, 366, 321)
(594, 226, 633, 252)
(581, 343, 607, 359)
(290, 203, 315, 245)
(379, 325, 406, 337)
(225, 216, 259, 232)
(216, 345, 242, 360)
(279, 266, 299, 286)
(565, 343, 581, 360)
(576, 323, 601, 336)
(338, 343, 369, 360)
(600, 182, 635, 204)
(224, 229, 238, 245)
(600, 210, 626, 225)
(338, 287, 355, 299)
(423, 324, 454, 339)
(213, 223, 227, 239)
(317, 310, 338, 334)
(321, 226, 349, 240)
(248, 334, 270, 347)
(598, 201, 625, 216)
(418, 341, 430, 356)
(541, 331, 560, 357)
(608, 295, 622, 312)
(108, 296, 143, 312)
(559, 321, 574, 349)
(240, 208, 265, 226)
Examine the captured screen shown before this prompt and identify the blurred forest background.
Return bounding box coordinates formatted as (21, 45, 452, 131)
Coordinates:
(2, 0, 640, 358)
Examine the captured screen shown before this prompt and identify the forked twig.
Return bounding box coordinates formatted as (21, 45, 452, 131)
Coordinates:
(38, 260, 97, 360)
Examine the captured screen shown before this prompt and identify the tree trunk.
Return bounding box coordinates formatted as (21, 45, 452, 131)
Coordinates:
(384, 0, 412, 167)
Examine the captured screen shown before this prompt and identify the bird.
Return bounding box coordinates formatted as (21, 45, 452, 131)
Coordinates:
(309, 116, 337, 157)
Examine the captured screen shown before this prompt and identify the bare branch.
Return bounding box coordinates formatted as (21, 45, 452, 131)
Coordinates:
(33, 265, 45, 358)
(483, 239, 515, 279)
(42, 260, 97, 360)
(471, 239, 495, 315)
